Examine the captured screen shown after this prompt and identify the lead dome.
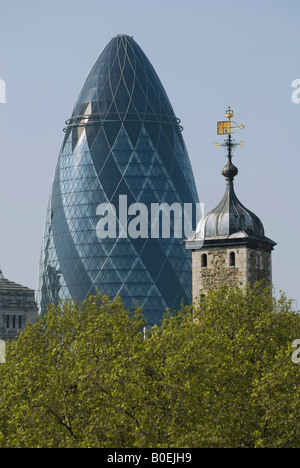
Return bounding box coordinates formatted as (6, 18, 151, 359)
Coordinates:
(187, 131, 275, 248)
(197, 157, 265, 239)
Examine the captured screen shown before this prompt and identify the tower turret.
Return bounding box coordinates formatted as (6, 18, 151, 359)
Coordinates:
(185, 107, 276, 301)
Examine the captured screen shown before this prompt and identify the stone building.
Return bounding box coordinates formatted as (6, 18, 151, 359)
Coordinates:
(0, 270, 38, 340)
(185, 115, 276, 302)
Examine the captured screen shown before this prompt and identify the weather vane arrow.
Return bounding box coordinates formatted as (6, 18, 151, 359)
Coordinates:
(214, 106, 245, 152)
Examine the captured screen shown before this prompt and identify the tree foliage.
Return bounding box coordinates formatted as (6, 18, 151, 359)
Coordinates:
(0, 283, 300, 448)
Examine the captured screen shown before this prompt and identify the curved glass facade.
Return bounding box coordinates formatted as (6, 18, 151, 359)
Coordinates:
(38, 34, 199, 326)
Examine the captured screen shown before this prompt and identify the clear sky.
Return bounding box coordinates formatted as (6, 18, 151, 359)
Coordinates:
(0, 0, 299, 307)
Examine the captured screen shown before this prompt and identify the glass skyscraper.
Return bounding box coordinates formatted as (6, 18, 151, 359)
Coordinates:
(38, 34, 199, 326)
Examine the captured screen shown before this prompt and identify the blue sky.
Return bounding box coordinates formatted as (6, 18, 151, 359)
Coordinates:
(0, 0, 299, 307)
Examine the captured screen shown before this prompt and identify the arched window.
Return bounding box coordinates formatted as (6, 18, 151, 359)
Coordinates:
(201, 253, 208, 268)
(229, 251, 236, 267)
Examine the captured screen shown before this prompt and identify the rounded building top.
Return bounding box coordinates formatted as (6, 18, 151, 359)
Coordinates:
(185, 108, 276, 251)
(197, 143, 265, 239)
(65, 34, 182, 135)
(197, 140, 265, 239)
(197, 178, 265, 239)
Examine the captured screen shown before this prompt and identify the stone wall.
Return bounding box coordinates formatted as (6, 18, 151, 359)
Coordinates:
(192, 246, 272, 302)
(246, 248, 272, 287)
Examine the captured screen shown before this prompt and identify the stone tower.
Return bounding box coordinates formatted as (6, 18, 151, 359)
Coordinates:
(185, 108, 276, 302)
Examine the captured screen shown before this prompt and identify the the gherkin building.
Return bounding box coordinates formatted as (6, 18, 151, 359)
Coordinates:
(38, 34, 199, 326)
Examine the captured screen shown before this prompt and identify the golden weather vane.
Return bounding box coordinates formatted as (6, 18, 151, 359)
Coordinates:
(214, 106, 245, 150)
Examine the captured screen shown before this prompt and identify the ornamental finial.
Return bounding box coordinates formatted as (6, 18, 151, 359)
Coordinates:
(214, 108, 245, 184)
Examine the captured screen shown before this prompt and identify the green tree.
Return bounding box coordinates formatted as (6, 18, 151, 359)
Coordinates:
(0, 284, 299, 448)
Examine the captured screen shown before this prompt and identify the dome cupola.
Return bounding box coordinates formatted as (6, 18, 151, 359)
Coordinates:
(197, 141, 265, 239)
(185, 107, 276, 302)
(186, 107, 276, 249)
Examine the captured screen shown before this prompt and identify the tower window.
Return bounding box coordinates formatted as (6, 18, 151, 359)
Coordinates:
(229, 252, 236, 267)
(201, 254, 208, 268)
(256, 253, 263, 269)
